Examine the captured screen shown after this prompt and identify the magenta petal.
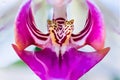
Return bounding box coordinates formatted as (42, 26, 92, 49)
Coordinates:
(71, 0, 105, 50)
(12, 44, 46, 79)
(12, 44, 110, 80)
(66, 47, 110, 80)
(15, 0, 49, 50)
(85, 0, 105, 50)
(15, 0, 34, 50)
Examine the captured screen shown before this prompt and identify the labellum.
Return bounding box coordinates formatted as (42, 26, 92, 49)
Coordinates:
(12, 0, 110, 80)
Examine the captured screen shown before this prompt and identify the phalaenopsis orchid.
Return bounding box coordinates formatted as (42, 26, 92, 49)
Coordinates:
(12, 0, 110, 80)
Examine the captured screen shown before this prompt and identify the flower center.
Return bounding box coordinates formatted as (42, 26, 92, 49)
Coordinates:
(48, 18, 74, 46)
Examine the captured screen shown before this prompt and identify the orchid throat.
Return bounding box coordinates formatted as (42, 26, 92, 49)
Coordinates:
(47, 18, 74, 55)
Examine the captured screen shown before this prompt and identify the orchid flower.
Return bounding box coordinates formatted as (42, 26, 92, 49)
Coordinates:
(12, 0, 110, 80)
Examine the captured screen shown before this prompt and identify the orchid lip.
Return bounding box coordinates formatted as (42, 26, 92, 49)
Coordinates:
(13, 0, 110, 80)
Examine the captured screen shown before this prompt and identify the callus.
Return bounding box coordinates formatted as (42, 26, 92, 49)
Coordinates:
(12, 0, 110, 80)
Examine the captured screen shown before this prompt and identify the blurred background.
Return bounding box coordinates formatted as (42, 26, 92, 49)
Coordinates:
(0, 0, 120, 80)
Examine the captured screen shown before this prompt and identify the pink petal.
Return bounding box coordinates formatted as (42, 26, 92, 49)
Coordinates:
(12, 44, 46, 79)
(71, 0, 105, 50)
(15, 0, 49, 50)
(15, 0, 34, 50)
(86, 0, 105, 50)
(67, 47, 110, 80)
(12, 44, 110, 80)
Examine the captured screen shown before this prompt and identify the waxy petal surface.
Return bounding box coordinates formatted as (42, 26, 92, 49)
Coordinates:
(12, 44, 46, 79)
(15, 0, 49, 50)
(15, 0, 34, 50)
(71, 0, 105, 50)
(86, 0, 105, 50)
(13, 44, 110, 80)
